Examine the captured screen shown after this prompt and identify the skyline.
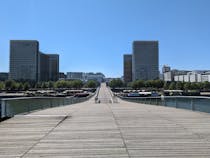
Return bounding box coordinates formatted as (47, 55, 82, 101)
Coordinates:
(1, 0, 210, 77)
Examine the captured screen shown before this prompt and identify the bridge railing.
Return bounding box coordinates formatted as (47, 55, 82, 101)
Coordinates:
(118, 95, 210, 113)
(0, 94, 94, 118)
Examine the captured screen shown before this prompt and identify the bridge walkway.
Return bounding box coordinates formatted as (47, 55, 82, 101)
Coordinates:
(1, 83, 210, 157)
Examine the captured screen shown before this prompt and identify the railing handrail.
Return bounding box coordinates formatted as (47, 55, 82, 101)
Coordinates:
(0, 92, 96, 119)
(1, 96, 74, 101)
(118, 94, 210, 114)
(119, 95, 210, 100)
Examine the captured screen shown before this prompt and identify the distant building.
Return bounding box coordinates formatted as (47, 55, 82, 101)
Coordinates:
(48, 54, 59, 81)
(184, 75, 190, 82)
(178, 75, 184, 82)
(123, 54, 132, 83)
(39, 52, 49, 81)
(188, 72, 200, 83)
(9, 40, 39, 81)
(171, 70, 210, 83)
(66, 72, 105, 82)
(0, 72, 9, 81)
(201, 75, 210, 82)
(163, 71, 173, 82)
(132, 41, 159, 81)
(67, 72, 84, 80)
(163, 67, 192, 82)
(85, 72, 105, 83)
(9, 40, 59, 82)
(174, 76, 179, 82)
(162, 65, 171, 73)
(159, 73, 164, 80)
(197, 74, 202, 82)
(59, 72, 66, 80)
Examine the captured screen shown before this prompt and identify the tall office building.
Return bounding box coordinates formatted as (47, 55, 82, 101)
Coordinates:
(123, 54, 132, 83)
(132, 41, 159, 81)
(39, 52, 49, 81)
(48, 54, 59, 81)
(10, 40, 59, 82)
(10, 40, 39, 81)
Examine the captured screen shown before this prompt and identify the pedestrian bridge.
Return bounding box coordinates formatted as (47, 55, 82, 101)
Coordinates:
(1, 83, 210, 157)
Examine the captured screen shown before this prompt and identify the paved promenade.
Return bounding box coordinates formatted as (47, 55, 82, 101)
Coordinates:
(1, 83, 210, 157)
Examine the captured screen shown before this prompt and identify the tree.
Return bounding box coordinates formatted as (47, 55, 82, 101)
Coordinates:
(85, 80, 98, 88)
(72, 80, 83, 89)
(109, 79, 123, 88)
(23, 82, 30, 91)
(48, 81, 54, 89)
(176, 82, 183, 90)
(41, 82, 48, 89)
(184, 82, 191, 91)
(190, 82, 199, 90)
(145, 80, 153, 88)
(5, 80, 17, 91)
(17, 83, 24, 91)
(169, 82, 176, 90)
(127, 82, 133, 88)
(35, 82, 42, 89)
(131, 80, 144, 89)
(153, 80, 164, 89)
(203, 81, 210, 91)
(163, 82, 170, 90)
(55, 80, 68, 88)
(0, 82, 5, 90)
(196, 82, 203, 90)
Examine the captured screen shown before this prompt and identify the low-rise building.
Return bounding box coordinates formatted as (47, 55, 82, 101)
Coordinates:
(0, 72, 9, 81)
(59, 72, 66, 80)
(162, 65, 171, 73)
(189, 73, 197, 82)
(184, 75, 189, 82)
(201, 75, 210, 82)
(85, 72, 105, 83)
(163, 71, 173, 82)
(178, 75, 184, 82)
(67, 72, 84, 80)
(174, 76, 179, 82)
(168, 70, 210, 83)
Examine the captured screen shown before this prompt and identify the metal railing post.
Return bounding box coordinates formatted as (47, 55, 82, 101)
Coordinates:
(5, 101, 7, 117)
(28, 103, 30, 113)
(191, 99, 195, 111)
(175, 98, 177, 108)
(1, 100, 6, 118)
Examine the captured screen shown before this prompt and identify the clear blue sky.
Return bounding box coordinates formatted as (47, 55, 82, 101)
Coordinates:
(1, 0, 210, 77)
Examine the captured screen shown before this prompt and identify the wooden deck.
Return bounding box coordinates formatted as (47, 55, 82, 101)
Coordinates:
(1, 84, 210, 157)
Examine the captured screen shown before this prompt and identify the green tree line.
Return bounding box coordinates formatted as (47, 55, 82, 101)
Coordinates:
(109, 79, 210, 91)
(0, 80, 99, 91)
